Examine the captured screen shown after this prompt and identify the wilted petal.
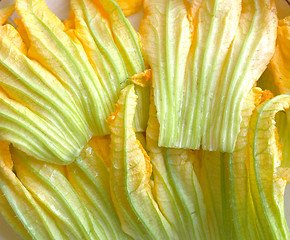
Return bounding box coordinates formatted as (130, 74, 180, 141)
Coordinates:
(248, 94, 290, 239)
(109, 85, 173, 240)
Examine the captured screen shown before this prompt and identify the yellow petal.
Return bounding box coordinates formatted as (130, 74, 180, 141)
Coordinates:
(0, 142, 32, 240)
(66, 144, 129, 239)
(140, 0, 277, 153)
(0, 141, 13, 171)
(146, 89, 211, 239)
(16, 0, 146, 135)
(197, 88, 273, 239)
(0, 24, 27, 54)
(225, 88, 270, 239)
(109, 84, 172, 239)
(248, 94, 290, 239)
(139, 0, 192, 148)
(114, 0, 143, 16)
(11, 148, 96, 239)
(0, 24, 90, 164)
(0, 144, 65, 239)
(89, 136, 111, 168)
(69, 0, 149, 132)
(14, 17, 30, 49)
(269, 17, 290, 94)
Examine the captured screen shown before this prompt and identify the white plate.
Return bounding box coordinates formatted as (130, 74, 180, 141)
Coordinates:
(0, 0, 289, 239)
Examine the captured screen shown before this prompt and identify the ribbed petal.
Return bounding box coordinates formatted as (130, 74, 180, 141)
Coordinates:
(109, 84, 172, 240)
(0, 24, 89, 164)
(67, 143, 131, 240)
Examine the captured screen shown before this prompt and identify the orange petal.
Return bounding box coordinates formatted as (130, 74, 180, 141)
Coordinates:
(114, 0, 143, 16)
(269, 17, 290, 94)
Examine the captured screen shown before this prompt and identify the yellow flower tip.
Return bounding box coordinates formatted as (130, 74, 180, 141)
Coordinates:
(130, 69, 152, 87)
(260, 90, 274, 104)
(115, 0, 143, 16)
(0, 5, 15, 26)
(108, 104, 120, 124)
(0, 23, 27, 54)
(250, 88, 274, 108)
